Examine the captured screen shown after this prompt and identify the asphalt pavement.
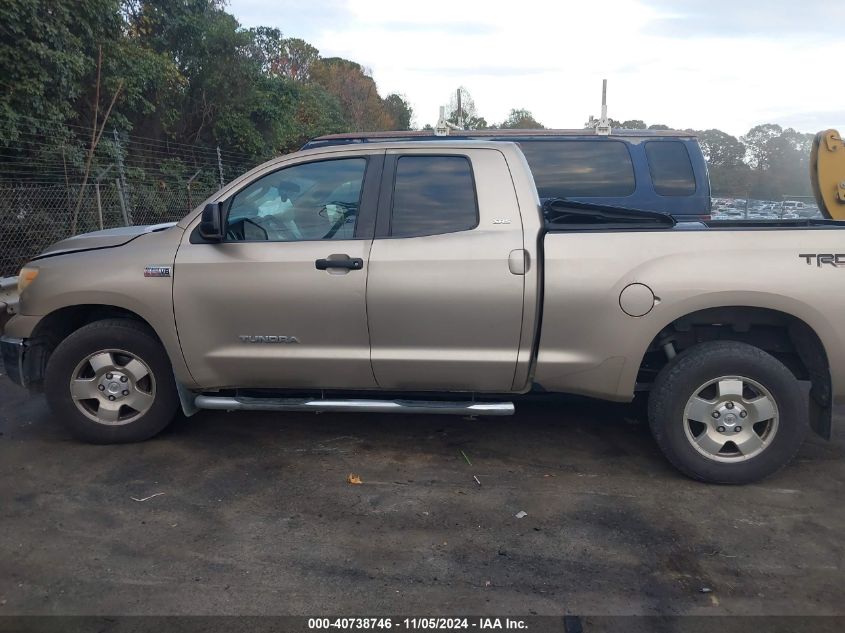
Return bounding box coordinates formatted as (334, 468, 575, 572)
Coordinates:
(1, 377, 843, 617)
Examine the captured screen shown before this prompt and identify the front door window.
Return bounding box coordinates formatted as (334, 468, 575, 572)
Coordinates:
(225, 158, 367, 242)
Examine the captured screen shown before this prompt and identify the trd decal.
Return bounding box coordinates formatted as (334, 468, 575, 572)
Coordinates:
(799, 254, 845, 267)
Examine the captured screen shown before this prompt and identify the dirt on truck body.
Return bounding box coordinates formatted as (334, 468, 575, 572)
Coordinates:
(3, 140, 845, 484)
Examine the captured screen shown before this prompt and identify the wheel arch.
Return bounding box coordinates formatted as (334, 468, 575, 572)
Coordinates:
(21, 304, 192, 391)
(634, 305, 832, 439)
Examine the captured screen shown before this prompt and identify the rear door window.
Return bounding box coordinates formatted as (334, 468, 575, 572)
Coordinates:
(645, 141, 696, 196)
(390, 155, 478, 237)
(518, 140, 635, 198)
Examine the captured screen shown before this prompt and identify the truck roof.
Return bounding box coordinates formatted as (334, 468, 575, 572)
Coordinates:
(305, 139, 524, 150)
(308, 128, 698, 143)
(293, 139, 527, 159)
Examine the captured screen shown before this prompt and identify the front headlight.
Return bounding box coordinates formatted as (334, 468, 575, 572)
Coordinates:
(18, 266, 39, 293)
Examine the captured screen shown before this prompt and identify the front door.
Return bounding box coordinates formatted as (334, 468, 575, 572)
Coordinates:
(366, 148, 526, 392)
(174, 152, 383, 390)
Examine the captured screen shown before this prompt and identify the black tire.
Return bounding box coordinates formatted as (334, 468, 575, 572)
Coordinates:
(648, 341, 807, 484)
(44, 319, 179, 444)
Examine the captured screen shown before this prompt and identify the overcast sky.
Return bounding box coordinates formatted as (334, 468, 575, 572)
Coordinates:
(228, 0, 844, 136)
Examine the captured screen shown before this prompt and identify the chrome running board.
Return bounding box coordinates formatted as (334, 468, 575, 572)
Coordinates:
(194, 395, 514, 416)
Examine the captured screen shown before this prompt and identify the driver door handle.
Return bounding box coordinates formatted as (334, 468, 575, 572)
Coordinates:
(315, 255, 364, 271)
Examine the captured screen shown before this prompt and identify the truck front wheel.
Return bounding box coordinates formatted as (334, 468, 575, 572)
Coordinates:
(44, 319, 179, 444)
(648, 341, 808, 484)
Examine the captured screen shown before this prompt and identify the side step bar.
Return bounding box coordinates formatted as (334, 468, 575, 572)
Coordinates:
(194, 395, 515, 416)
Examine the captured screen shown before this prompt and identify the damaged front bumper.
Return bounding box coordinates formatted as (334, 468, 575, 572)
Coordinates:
(0, 276, 19, 334)
(1, 335, 26, 387)
(1, 276, 25, 387)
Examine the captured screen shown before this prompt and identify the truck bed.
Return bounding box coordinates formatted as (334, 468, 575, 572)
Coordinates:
(533, 226, 845, 402)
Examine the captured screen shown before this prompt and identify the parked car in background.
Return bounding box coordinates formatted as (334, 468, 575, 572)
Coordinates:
(303, 129, 712, 220)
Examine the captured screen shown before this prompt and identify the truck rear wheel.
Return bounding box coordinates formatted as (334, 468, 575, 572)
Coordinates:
(648, 341, 807, 484)
(44, 319, 179, 444)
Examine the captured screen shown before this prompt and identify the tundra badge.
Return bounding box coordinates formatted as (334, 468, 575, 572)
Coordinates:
(238, 335, 300, 344)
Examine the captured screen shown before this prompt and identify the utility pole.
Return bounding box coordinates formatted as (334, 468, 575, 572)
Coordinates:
(216, 146, 225, 188)
(456, 88, 463, 129)
(187, 169, 202, 212)
(112, 129, 133, 224)
(94, 165, 112, 230)
(115, 179, 130, 226)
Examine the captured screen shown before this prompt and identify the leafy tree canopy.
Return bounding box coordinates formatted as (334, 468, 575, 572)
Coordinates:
(499, 108, 544, 130)
(0, 0, 412, 167)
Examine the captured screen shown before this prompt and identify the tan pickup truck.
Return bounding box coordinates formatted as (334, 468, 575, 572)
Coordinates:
(2, 140, 844, 483)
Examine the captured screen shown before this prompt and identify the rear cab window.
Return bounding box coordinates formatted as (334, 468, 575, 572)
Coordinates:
(517, 140, 636, 199)
(645, 141, 696, 196)
(390, 155, 478, 237)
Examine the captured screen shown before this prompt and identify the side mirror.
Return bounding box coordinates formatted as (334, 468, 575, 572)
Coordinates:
(199, 202, 225, 241)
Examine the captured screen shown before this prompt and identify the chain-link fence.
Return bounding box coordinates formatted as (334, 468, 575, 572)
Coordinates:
(0, 181, 223, 277)
(0, 119, 261, 276)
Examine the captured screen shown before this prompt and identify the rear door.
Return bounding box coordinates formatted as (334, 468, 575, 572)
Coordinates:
(365, 148, 526, 391)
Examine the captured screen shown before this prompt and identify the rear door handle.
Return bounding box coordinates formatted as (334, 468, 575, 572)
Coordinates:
(315, 255, 364, 271)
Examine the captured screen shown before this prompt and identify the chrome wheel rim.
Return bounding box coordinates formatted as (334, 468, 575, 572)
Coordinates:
(682, 375, 779, 462)
(69, 349, 156, 426)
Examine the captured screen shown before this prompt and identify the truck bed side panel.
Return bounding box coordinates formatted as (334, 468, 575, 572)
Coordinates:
(535, 229, 845, 402)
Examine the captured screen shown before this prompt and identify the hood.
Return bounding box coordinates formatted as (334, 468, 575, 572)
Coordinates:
(35, 222, 178, 259)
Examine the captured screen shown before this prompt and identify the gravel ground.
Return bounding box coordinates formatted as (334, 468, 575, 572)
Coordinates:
(0, 377, 843, 617)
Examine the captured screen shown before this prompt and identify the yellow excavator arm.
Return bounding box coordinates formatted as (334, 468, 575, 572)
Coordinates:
(811, 129, 845, 220)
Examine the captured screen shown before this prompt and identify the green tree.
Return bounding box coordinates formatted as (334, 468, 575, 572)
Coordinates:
(279, 38, 319, 82)
(311, 57, 392, 132)
(693, 128, 751, 196)
(383, 93, 413, 130)
(696, 129, 746, 167)
(742, 123, 783, 170)
(132, 2, 257, 144)
(753, 127, 813, 198)
(248, 26, 285, 74)
(447, 87, 488, 130)
(249, 28, 318, 82)
(288, 82, 348, 149)
(0, 0, 122, 143)
(499, 108, 544, 129)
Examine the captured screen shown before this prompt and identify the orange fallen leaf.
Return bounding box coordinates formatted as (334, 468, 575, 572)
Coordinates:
(347, 473, 363, 485)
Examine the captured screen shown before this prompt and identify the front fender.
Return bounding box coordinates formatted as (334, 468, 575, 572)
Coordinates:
(12, 227, 197, 388)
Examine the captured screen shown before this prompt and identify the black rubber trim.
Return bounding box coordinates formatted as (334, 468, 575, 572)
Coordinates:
(375, 154, 398, 238)
(0, 337, 26, 387)
(353, 152, 383, 240)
